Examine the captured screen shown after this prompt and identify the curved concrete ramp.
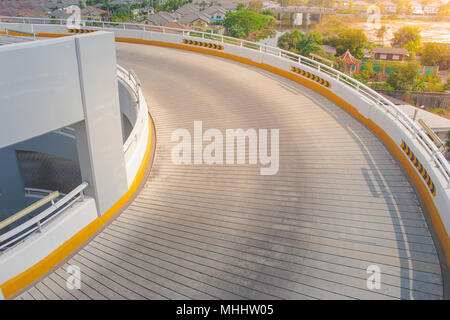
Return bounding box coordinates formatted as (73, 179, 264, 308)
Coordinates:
(18, 43, 443, 300)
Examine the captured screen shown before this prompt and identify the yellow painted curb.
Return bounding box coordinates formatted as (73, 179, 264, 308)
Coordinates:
(0, 115, 153, 299)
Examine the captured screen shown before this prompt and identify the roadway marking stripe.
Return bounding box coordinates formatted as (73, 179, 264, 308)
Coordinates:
(67, 29, 96, 34)
(290, 66, 331, 88)
(182, 39, 223, 50)
(401, 140, 436, 197)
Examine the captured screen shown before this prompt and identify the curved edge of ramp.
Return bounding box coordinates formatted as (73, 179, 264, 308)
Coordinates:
(0, 115, 156, 299)
(2, 29, 449, 272)
(116, 37, 450, 273)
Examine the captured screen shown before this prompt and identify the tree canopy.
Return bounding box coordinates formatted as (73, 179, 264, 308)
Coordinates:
(386, 61, 421, 91)
(223, 10, 275, 39)
(421, 43, 450, 70)
(391, 26, 422, 55)
(324, 28, 368, 59)
(277, 30, 323, 57)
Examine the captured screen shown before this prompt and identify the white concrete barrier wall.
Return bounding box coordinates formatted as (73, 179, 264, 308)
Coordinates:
(0, 36, 84, 148)
(0, 198, 97, 285)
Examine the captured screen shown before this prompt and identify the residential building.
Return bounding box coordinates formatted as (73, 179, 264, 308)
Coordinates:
(379, 1, 397, 14)
(162, 21, 191, 33)
(353, 0, 369, 11)
(423, 2, 441, 15)
(175, 3, 200, 16)
(81, 6, 109, 21)
(203, 5, 227, 22)
(15, 8, 47, 18)
(147, 11, 176, 25)
(409, 1, 424, 15)
(373, 47, 409, 61)
(178, 12, 211, 27)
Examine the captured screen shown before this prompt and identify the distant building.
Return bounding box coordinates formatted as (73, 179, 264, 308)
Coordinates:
(203, 6, 227, 22)
(352, 0, 369, 11)
(15, 8, 47, 18)
(147, 11, 176, 25)
(409, 1, 424, 15)
(379, 1, 397, 14)
(0, 9, 13, 17)
(175, 3, 200, 16)
(423, 2, 441, 15)
(81, 6, 109, 21)
(178, 12, 211, 27)
(373, 47, 409, 61)
(162, 21, 191, 33)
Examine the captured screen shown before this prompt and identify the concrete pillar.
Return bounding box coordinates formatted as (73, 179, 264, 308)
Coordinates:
(73, 32, 128, 215)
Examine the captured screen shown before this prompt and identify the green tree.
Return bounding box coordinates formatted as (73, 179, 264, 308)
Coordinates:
(392, 26, 422, 55)
(353, 61, 375, 84)
(223, 10, 274, 39)
(421, 43, 450, 70)
(248, 1, 263, 12)
(443, 75, 450, 91)
(386, 61, 421, 91)
(422, 73, 444, 92)
(376, 25, 388, 47)
(278, 30, 323, 57)
(236, 3, 245, 10)
(324, 28, 367, 58)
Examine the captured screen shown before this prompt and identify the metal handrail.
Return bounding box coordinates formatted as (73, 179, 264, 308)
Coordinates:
(1, 15, 449, 182)
(0, 191, 59, 231)
(24, 187, 66, 198)
(0, 182, 88, 251)
(5, 28, 37, 39)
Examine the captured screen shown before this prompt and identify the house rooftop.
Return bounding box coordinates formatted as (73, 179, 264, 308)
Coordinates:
(178, 12, 211, 24)
(163, 21, 191, 30)
(147, 12, 176, 25)
(203, 5, 227, 15)
(373, 47, 409, 55)
(15, 8, 47, 18)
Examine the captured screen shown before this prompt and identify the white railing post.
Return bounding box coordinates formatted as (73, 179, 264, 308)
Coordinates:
(36, 221, 42, 233)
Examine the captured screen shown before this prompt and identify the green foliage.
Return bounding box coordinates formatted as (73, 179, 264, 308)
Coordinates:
(376, 25, 388, 45)
(157, 0, 192, 13)
(261, 9, 276, 18)
(223, 10, 274, 39)
(236, 3, 245, 10)
(421, 43, 450, 70)
(324, 28, 367, 59)
(277, 29, 323, 57)
(247, 1, 263, 12)
(444, 76, 450, 91)
(421, 73, 444, 92)
(386, 61, 421, 91)
(391, 26, 422, 55)
(352, 61, 375, 84)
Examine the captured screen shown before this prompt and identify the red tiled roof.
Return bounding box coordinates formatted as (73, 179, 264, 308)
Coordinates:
(15, 8, 47, 18)
(81, 6, 109, 16)
(163, 22, 191, 30)
(339, 49, 361, 65)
